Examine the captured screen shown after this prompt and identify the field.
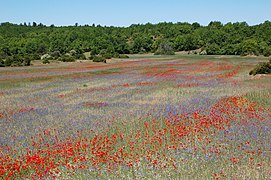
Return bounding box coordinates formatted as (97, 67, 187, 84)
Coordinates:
(0, 55, 270, 179)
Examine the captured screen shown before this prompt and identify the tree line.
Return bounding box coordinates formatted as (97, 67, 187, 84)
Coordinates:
(0, 21, 271, 66)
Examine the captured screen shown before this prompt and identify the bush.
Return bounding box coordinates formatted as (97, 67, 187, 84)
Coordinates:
(154, 42, 175, 55)
(263, 48, 271, 57)
(118, 54, 129, 58)
(22, 56, 31, 66)
(69, 50, 77, 56)
(58, 55, 75, 62)
(88, 55, 95, 60)
(101, 53, 112, 59)
(42, 59, 50, 64)
(0, 59, 5, 67)
(50, 51, 61, 59)
(249, 60, 271, 75)
(4, 56, 14, 66)
(92, 55, 106, 63)
(25, 53, 39, 61)
(2, 55, 31, 67)
(74, 53, 86, 60)
(112, 52, 120, 58)
(68, 50, 87, 60)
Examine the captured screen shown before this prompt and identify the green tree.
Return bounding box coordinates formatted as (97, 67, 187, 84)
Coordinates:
(131, 34, 153, 53)
(206, 43, 221, 55)
(155, 41, 175, 55)
(0, 21, 271, 67)
(240, 39, 259, 56)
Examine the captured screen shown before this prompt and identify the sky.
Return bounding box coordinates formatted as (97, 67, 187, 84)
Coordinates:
(0, 0, 270, 27)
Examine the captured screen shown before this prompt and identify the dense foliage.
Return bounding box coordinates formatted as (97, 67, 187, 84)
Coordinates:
(0, 21, 271, 66)
(249, 59, 271, 75)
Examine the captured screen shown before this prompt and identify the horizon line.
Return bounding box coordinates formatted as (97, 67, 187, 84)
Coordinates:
(1, 20, 270, 28)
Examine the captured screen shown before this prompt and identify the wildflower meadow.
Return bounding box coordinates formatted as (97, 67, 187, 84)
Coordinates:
(0, 55, 270, 179)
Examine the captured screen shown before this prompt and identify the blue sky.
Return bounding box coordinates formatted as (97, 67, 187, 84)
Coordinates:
(1, 0, 270, 27)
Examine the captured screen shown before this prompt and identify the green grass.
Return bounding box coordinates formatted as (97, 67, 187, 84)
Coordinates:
(0, 82, 20, 89)
(246, 89, 271, 108)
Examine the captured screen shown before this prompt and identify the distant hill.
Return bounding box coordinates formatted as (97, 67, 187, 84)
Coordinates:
(0, 21, 271, 66)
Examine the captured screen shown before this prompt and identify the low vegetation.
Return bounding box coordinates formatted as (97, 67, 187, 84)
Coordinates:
(249, 59, 271, 75)
(154, 42, 175, 55)
(90, 55, 106, 63)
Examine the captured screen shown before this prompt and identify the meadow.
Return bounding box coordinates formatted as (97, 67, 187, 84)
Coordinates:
(0, 55, 270, 179)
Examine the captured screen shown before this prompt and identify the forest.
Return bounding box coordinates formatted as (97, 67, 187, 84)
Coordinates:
(0, 21, 271, 66)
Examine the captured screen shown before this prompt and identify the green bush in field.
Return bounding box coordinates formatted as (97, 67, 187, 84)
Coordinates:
(69, 50, 86, 60)
(50, 51, 61, 59)
(58, 55, 75, 62)
(112, 52, 120, 58)
(74, 53, 86, 60)
(154, 42, 175, 55)
(22, 56, 31, 66)
(118, 54, 129, 58)
(249, 60, 271, 75)
(101, 53, 112, 59)
(92, 55, 106, 63)
(99, 49, 120, 59)
(42, 59, 50, 64)
(3, 56, 13, 66)
(2, 55, 31, 67)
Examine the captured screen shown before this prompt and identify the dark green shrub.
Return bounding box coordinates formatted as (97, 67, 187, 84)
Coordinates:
(111, 52, 121, 58)
(10, 56, 24, 66)
(118, 54, 129, 58)
(1, 55, 31, 67)
(101, 53, 112, 59)
(98, 49, 113, 59)
(50, 51, 61, 59)
(92, 55, 106, 63)
(68, 50, 87, 60)
(88, 55, 95, 60)
(4, 56, 13, 66)
(263, 48, 271, 57)
(69, 50, 77, 56)
(9, 54, 31, 66)
(74, 53, 86, 60)
(22, 57, 31, 66)
(29, 53, 40, 60)
(154, 42, 175, 55)
(0, 59, 5, 67)
(249, 60, 271, 75)
(42, 59, 50, 64)
(0, 52, 7, 60)
(58, 55, 75, 62)
(90, 48, 99, 55)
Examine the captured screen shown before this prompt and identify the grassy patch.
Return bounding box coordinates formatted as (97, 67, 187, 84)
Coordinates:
(245, 89, 271, 108)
